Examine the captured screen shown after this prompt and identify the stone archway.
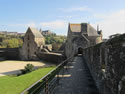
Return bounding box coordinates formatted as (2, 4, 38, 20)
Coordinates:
(77, 47, 83, 54)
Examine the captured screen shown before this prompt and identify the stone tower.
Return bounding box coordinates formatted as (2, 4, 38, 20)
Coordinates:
(65, 23, 103, 58)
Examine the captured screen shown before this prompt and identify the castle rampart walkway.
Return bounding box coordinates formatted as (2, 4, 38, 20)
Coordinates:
(52, 55, 99, 94)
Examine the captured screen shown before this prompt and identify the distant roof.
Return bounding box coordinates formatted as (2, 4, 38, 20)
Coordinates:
(42, 30, 51, 32)
(70, 24, 81, 32)
(28, 27, 44, 38)
(69, 23, 100, 36)
(87, 24, 99, 36)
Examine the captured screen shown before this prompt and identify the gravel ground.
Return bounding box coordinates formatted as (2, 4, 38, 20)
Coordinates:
(0, 60, 50, 76)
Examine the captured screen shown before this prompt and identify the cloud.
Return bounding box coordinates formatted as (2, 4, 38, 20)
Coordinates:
(93, 14, 108, 20)
(40, 20, 67, 30)
(59, 6, 91, 12)
(8, 24, 26, 27)
(6, 21, 67, 30)
(58, 16, 73, 18)
(27, 22, 36, 27)
(2, 21, 68, 34)
(92, 10, 125, 38)
(8, 22, 36, 28)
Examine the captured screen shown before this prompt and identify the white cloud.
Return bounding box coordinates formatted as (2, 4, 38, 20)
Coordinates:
(27, 22, 36, 27)
(40, 20, 67, 30)
(8, 24, 26, 27)
(3, 21, 68, 34)
(92, 10, 125, 38)
(58, 16, 73, 18)
(93, 14, 108, 19)
(8, 22, 36, 28)
(59, 6, 91, 12)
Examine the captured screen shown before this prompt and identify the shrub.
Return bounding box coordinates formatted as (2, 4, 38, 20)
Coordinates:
(20, 64, 35, 75)
(24, 64, 35, 73)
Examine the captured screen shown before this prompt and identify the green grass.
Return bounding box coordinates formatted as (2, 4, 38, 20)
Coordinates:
(0, 66, 55, 94)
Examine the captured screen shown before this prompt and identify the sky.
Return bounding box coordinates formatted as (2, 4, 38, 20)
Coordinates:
(0, 0, 125, 38)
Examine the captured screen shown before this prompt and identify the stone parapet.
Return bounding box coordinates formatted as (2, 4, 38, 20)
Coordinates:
(83, 33, 125, 94)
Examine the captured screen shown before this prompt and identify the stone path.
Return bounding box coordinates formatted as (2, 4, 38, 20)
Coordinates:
(52, 55, 99, 94)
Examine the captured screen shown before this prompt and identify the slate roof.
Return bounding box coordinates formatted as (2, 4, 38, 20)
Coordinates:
(69, 23, 100, 36)
(28, 27, 44, 38)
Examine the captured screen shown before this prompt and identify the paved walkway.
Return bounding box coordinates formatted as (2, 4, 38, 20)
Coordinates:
(52, 55, 99, 94)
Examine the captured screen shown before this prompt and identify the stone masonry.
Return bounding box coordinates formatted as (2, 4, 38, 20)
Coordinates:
(20, 27, 45, 60)
(83, 33, 125, 94)
(65, 23, 102, 58)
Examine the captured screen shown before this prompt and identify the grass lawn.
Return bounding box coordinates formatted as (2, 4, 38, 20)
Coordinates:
(0, 66, 55, 94)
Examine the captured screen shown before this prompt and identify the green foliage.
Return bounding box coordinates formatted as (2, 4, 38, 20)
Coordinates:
(44, 35, 66, 51)
(24, 64, 34, 73)
(0, 33, 66, 48)
(44, 35, 66, 44)
(45, 35, 56, 44)
(2, 38, 23, 48)
(0, 34, 23, 48)
(0, 66, 55, 94)
(20, 64, 35, 75)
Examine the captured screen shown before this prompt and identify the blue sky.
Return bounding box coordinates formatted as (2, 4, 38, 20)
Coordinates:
(0, 0, 125, 38)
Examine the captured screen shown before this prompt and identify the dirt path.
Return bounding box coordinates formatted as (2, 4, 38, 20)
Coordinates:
(0, 60, 50, 76)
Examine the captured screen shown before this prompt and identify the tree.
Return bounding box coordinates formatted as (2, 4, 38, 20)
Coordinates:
(2, 38, 23, 48)
(44, 35, 66, 44)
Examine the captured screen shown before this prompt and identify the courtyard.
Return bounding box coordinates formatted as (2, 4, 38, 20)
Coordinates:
(0, 60, 51, 76)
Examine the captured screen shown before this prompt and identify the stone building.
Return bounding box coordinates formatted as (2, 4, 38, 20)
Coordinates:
(65, 23, 102, 58)
(0, 31, 24, 36)
(41, 30, 56, 36)
(20, 27, 45, 60)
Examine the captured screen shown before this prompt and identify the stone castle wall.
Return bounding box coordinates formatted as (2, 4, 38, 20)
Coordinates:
(83, 33, 125, 94)
(0, 48, 19, 60)
(37, 52, 65, 64)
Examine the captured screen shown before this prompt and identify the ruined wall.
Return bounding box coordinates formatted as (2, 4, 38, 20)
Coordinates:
(20, 27, 45, 60)
(0, 48, 19, 60)
(37, 52, 65, 64)
(20, 32, 37, 60)
(83, 33, 125, 94)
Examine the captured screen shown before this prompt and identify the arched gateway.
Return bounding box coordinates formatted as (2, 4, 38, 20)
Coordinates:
(65, 23, 103, 58)
(77, 47, 83, 54)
